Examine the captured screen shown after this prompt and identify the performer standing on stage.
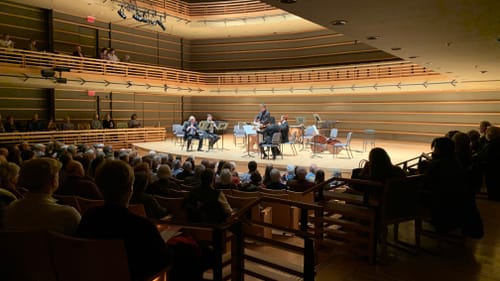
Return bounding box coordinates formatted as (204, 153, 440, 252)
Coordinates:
(254, 104, 271, 126)
(205, 114, 221, 151)
(183, 116, 204, 151)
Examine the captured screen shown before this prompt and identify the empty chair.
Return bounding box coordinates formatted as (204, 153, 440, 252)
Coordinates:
(363, 129, 376, 152)
(329, 128, 338, 140)
(282, 131, 298, 156)
(172, 124, 184, 146)
(0, 231, 56, 281)
(233, 123, 246, 147)
(333, 132, 353, 159)
(49, 232, 133, 281)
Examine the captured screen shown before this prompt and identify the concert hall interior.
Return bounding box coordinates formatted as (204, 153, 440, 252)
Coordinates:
(1, 0, 500, 280)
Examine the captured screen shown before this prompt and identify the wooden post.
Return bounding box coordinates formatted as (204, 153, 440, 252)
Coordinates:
(212, 228, 223, 281)
(231, 222, 244, 281)
(301, 208, 315, 281)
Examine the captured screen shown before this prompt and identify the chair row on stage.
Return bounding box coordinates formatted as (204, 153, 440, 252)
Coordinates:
(170, 121, 376, 160)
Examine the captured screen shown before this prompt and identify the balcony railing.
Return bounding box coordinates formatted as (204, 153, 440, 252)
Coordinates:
(0, 48, 440, 87)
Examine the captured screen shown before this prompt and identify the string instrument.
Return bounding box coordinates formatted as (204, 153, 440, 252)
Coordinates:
(310, 135, 341, 154)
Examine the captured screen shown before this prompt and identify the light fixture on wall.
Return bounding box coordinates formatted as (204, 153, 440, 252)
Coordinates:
(114, 1, 166, 31)
(117, 8, 126, 19)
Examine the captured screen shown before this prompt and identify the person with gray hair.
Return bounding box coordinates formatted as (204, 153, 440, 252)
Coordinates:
(182, 115, 203, 151)
(176, 160, 193, 181)
(5, 158, 81, 234)
(287, 166, 314, 192)
(265, 168, 287, 190)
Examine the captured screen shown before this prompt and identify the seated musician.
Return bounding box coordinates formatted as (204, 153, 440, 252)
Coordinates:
(259, 117, 281, 159)
(182, 116, 203, 151)
(204, 114, 220, 151)
(279, 115, 289, 143)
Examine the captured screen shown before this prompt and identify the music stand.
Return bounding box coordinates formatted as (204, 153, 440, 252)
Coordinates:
(296, 116, 306, 125)
(242, 125, 257, 158)
(216, 122, 228, 151)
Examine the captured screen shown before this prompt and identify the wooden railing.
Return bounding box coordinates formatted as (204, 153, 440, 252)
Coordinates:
(0, 48, 439, 87)
(0, 127, 166, 149)
(138, 0, 277, 18)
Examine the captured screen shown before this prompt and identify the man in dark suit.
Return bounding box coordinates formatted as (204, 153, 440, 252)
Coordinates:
(259, 117, 281, 159)
(254, 103, 271, 125)
(182, 116, 203, 151)
(279, 115, 289, 143)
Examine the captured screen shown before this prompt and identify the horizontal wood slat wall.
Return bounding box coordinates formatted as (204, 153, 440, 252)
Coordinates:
(54, 90, 183, 128)
(0, 1, 48, 51)
(187, 91, 500, 143)
(0, 87, 49, 129)
(185, 30, 399, 71)
(0, 127, 166, 148)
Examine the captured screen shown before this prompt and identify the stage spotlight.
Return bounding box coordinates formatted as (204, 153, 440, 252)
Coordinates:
(118, 9, 127, 19)
(132, 12, 142, 22)
(41, 69, 55, 78)
(157, 20, 165, 31)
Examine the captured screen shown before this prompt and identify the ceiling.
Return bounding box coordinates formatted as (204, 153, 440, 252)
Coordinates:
(261, 0, 500, 82)
(8, 0, 500, 83)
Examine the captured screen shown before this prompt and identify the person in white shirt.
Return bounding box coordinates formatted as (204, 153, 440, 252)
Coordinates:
(0, 34, 14, 48)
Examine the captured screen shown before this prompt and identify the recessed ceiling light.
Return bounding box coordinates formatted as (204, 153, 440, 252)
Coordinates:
(331, 19, 348, 26)
(391, 47, 402, 51)
(408, 56, 419, 59)
(280, 0, 297, 3)
(366, 36, 379, 40)
(480, 70, 488, 74)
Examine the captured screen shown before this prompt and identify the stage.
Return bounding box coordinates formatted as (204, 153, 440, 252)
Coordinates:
(133, 135, 430, 177)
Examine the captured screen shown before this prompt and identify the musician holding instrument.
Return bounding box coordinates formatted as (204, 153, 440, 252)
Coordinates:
(183, 115, 204, 151)
(259, 117, 281, 159)
(254, 103, 271, 127)
(204, 114, 221, 151)
(279, 115, 290, 143)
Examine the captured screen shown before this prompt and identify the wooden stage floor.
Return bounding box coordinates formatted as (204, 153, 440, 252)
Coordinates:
(133, 135, 430, 176)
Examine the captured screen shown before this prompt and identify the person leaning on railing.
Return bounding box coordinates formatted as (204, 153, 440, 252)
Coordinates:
(128, 113, 142, 128)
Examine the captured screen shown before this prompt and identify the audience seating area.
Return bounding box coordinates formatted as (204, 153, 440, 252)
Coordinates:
(0, 127, 166, 149)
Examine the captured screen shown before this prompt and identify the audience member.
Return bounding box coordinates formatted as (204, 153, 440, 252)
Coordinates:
(474, 126, 500, 200)
(468, 129, 481, 155)
(176, 161, 193, 181)
(90, 113, 103, 129)
(77, 160, 170, 281)
(215, 168, 237, 189)
(72, 45, 84, 57)
(57, 160, 102, 199)
(240, 160, 258, 184)
(26, 113, 44, 131)
(185, 168, 232, 224)
(0, 114, 5, 133)
(422, 137, 470, 234)
(102, 113, 116, 129)
(61, 116, 75, 130)
(4, 116, 17, 132)
(184, 164, 205, 188)
(265, 168, 287, 190)
(128, 113, 141, 128)
(28, 39, 38, 51)
(305, 164, 318, 183)
(0, 34, 14, 48)
(241, 170, 263, 192)
(146, 164, 179, 197)
(263, 164, 274, 186)
(99, 47, 108, 60)
(130, 171, 168, 219)
(47, 118, 57, 131)
(4, 158, 81, 234)
(288, 166, 314, 192)
(0, 161, 24, 199)
(478, 121, 492, 151)
(108, 48, 120, 62)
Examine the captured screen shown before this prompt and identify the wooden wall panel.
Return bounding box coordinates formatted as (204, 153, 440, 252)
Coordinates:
(0, 86, 48, 131)
(187, 91, 500, 143)
(0, 1, 48, 51)
(186, 30, 399, 71)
